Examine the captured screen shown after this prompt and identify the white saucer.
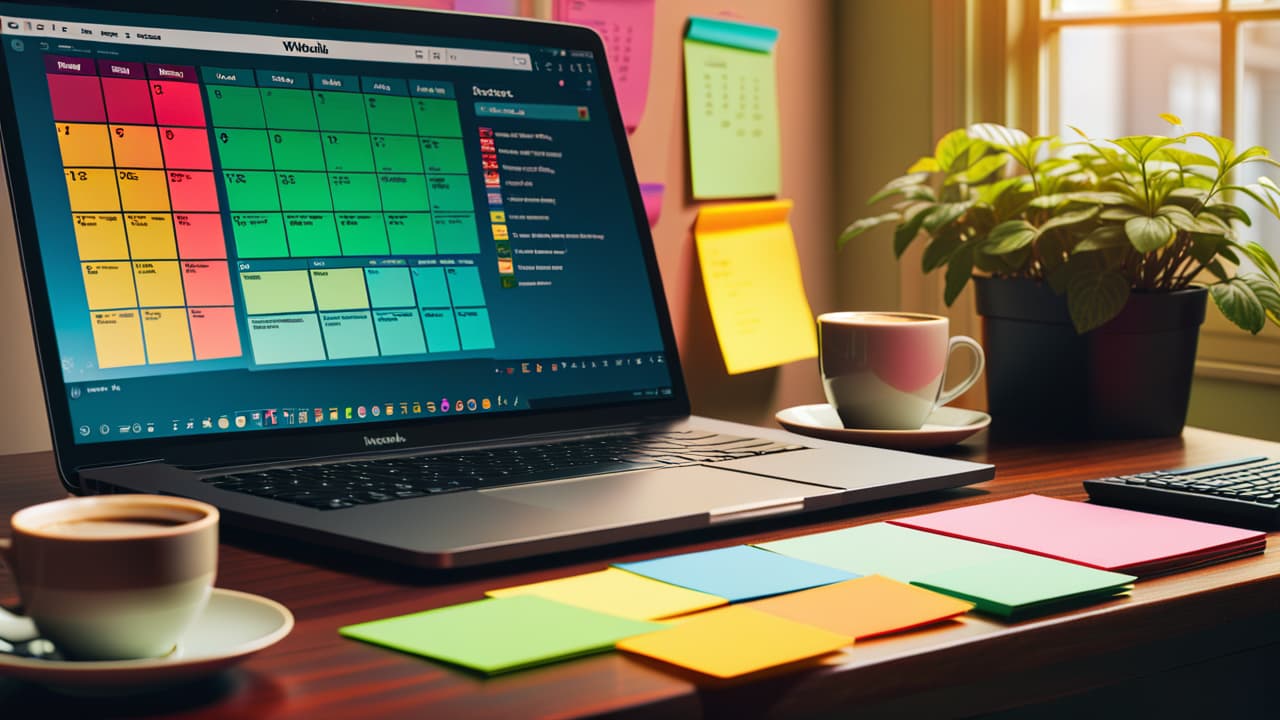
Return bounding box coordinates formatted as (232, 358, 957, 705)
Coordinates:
(776, 404, 991, 450)
(0, 588, 293, 693)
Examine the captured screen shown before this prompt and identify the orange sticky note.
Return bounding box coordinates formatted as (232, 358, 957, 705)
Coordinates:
(746, 575, 973, 639)
(487, 568, 727, 621)
(615, 605, 851, 678)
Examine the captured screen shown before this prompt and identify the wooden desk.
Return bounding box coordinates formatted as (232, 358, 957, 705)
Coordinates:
(2, 427, 1279, 718)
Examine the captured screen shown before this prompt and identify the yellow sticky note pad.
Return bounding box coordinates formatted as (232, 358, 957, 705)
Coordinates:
(695, 200, 817, 374)
(487, 568, 727, 621)
(747, 575, 974, 640)
(615, 605, 851, 678)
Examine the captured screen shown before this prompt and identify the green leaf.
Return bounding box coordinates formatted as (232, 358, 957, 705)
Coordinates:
(1241, 242, 1280, 283)
(1101, 207, 1142, 221)
(921, 201, 971, 231)
(1124, 215, 1176, 252)
(1067, 269, 1131, 333)
(907, 156, 940, 173)
(967, 123, 1030, 151)
(1073, 225, 1128, 253)
(1153, 147, 1217, 170)
(892, 204, 931, 258)
(1243, 275, 1280, 327)
(944, 153, 1009, 185)
(1223, 183, 1280, 221)
(1203, 259, 1230, 283)
(921, 233, 962, 273)
(1211, 277, 1265, 333)
(935, 129, 971, 173)
(944, 245, 974, 306)
(1067, 124, 1090, 139)
(1112, 135, 1180, 164)
(838, 212, 900, 249)
(1187, 131, 1234, 172)
(1160, 112, 1183, 127)
(1039, 205, 1101, 234)
(867, 172, 930, 205)
(983, 220, 1038, 255)
(1203, 202, 1252, 227)
(1155, 204, 1198, 232)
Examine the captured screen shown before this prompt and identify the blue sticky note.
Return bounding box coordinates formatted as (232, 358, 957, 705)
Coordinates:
(615, 545, 857, 603)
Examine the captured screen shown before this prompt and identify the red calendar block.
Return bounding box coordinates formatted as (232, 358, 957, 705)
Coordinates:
(187, 306, 242, 360)
(181, 261, 233, 306)
(174, 213, 227, 259)
(159, 127, 213, 169)
(167, 171, 219, 212)
(101, 78, 155, 125)
(151, 81, 206, 128)
(47, 74, 105, 123)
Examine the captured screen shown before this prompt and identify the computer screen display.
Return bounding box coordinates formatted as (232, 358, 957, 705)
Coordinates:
(0, 2, 674, 445)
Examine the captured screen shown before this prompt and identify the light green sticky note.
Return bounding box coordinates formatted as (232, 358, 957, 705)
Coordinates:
(339, 595, 664, 675)
(911, 554, 1136, 618)
(683, 38, 780, 199)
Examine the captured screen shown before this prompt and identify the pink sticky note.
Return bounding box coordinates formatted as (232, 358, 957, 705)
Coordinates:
(556, 0, 654, 132)
(174, 213, 227, 259)
(640, 182, 663, 226)
(187, 306, 242, 360)
(167, 171, 219, 212)
(181, 261, 234, 306)
(160, 127, 214, 170)
(455, 0, 521, 14)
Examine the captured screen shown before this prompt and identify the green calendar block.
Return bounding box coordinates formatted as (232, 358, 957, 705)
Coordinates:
(364, 95, 415, 136)
(284, 213, 341, 257)
(336, 213, 390, 256)
(231, 213, 288, 258)
(269, 130, 326, 171)
(413, 98, 462, 138)
(206, 85, 265, 128)
(313, 90, 368, 133)
(223, 171, 281, 212)
(214, 128, 273, 170)
(261, 88, 318, 131)
(433, 213, 480, 255)
(372, 134, 424, 174)
(277, 172, 333, 212)
(426, 174, 474, 213)
(420, 137, 468, 175)
(378, 174, 430, 212)
(385, 213, 435, 255)
(329, 173, 382, 212)
(321, 132, 375, 173)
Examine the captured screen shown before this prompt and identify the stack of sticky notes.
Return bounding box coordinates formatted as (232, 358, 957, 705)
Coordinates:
(613, 545, 858, 602)
(890, 494, 1267, 578)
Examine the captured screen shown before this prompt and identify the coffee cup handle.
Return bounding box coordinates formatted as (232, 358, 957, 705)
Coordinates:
(935, 335, 985, 408)
(0, 538, 39, 641)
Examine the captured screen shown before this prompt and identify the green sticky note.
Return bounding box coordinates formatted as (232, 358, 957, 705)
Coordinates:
(911, 554, 1135, 618)
(756, 523, 1011, 581)
(339, 595, 664, 675)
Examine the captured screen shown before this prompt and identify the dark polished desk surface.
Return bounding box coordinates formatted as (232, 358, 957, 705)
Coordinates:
(2, 427, 1279, 719)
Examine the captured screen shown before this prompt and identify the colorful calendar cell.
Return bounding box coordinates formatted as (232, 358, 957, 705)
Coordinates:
(379, 174, 431, 212)
(141, 308, 194, 364)
(247, 314, 326, 364)
(455, 308, 495, 350)
(445, 266, 485, 307)
(385, 213, 436, 255)
(65, 169, 121, 212)
(47, 74, 106, 123)
(181, 261, 234, 306)
(174, 213, 227, 259)
(371, 135, 423, 174)
(261, 88, 318, 131)
(421, 309, 461, 352)
(411, 267, 451, 308)
(73, 214, 128, 261)
(276, 172, 333, 211)
(373, 309, 427, 356)
(223, 171, 281, 211)
(240, 269, 315, 315)
(433, 214, 481, 255)
(159, 127, 214, 170)
(90, 310, 146, 368)
(206, 85, 266, 128)
(56, 123, 114, 167)
(336, 214, 390, 256)
(125, 214, 178, 259)
(413, 98, 462, 138)
(321, 132, 375, 173)
(116, 169, 171, 212)
(420, 137, 468, 175)
(150, 82, 206, 128)
(311, 268, 369, 310)
(133, 261, 186, 307)
(365, 94, 415, 136)
(167, 171, 220, 212)
(365, 267, 415, 308)
(82, 262, 138, 309)
(188, 306, 242, 360)
(109, 125, 164, 168)
(313, 91, 369, 133)
(213, 128, 274, 170)
(101, 78, 155, 125)
(269, 130, 327, 171)
(426, 175, 474, 212)
(329, 174, 382, 211)
(320, 311, 379, 359)
(284, 213, 341, 256)
(231, 213, 289, 258)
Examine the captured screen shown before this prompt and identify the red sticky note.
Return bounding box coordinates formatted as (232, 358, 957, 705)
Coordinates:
(181, 261, 233, 306)
(187, 306, 241, 360)
(174, 214, 227, 259)
(167, 171, 219, 212)
(160, 126, 213, 169)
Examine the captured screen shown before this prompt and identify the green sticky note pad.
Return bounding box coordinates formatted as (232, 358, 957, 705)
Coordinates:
(339, 595, 664, 675)
(911, 554, 1135, 619)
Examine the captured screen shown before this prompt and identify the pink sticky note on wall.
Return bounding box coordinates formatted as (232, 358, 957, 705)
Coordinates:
(640, 182, 663, 226)
(555, 0, 655, 132)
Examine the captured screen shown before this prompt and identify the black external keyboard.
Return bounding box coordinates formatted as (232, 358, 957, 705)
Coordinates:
(1083, 456, 1280, 528)
(202, 430, 805, 510)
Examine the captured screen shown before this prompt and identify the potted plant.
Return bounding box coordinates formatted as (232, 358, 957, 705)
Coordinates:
(840, 116, 1280, 438)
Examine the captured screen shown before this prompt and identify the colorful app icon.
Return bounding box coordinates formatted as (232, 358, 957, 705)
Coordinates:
(235, 415, 247, 428)
(441, 398, 450, 412)
(370, 405, 380, 417)
(357, 406, 367, 419)
(491, 224, 508, 240)
(466, 398, 477, 411)
(497, 257, 514, 274)
(344, 407, 353, 419)
(489, 210, 506, 223)
(423, 401, 434, 413)
(487, 192, 503, 206)
(386, 404, 395, 416)
(482, 398, 492, 410)
(218, 416, 230, 429)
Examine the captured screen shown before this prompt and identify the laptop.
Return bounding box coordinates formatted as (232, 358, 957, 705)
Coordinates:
(0, 0, 993, 568)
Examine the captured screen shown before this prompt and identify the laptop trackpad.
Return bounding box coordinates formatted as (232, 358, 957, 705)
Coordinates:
(486, 466, 836, 523)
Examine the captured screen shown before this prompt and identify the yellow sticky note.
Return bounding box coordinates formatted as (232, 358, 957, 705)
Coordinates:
(487, 568, 726, 621)
(615, 605, 851, 678)
(747, 575, 973, 640)
(695, 200, 818, 374)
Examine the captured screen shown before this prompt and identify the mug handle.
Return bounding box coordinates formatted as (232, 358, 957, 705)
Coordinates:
(0, 537, 39, 642)
(935, 335, 985, 408)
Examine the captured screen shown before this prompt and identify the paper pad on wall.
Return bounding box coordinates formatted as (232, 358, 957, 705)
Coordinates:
(555, 0, 655, 132)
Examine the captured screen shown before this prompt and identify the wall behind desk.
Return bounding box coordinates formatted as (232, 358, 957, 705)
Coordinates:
(0, 0, 837, 455)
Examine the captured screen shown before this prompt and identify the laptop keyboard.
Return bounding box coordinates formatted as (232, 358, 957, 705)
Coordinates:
(202, 431, 806, 510)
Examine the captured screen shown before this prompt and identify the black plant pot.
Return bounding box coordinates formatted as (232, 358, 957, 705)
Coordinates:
(973, 276, 1207, 440)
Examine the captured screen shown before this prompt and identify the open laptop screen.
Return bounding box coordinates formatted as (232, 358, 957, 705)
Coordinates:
(0, 2, 675, 447)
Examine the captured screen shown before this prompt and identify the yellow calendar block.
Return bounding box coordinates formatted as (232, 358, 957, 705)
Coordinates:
(109, 124, 164, 169)
(65, 168, 120, 212)
(72, 214, 128, 261)
(116, 169, 170, 212)
(55, 123, 113, 167)
(90, 310, 146, 369)
(141, 308, 193, 364)
(133, 261, 186, 307)
(125, 214, 177, 259)
(81, 262, 137, 310)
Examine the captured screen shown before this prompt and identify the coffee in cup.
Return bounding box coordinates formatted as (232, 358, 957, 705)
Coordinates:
(0, 494, 218, 660)
(818, 311, 985, 429)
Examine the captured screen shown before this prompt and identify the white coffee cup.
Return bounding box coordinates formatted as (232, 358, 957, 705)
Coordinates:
(0, 494, 218, 660)
(819, 311, 985, 429)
